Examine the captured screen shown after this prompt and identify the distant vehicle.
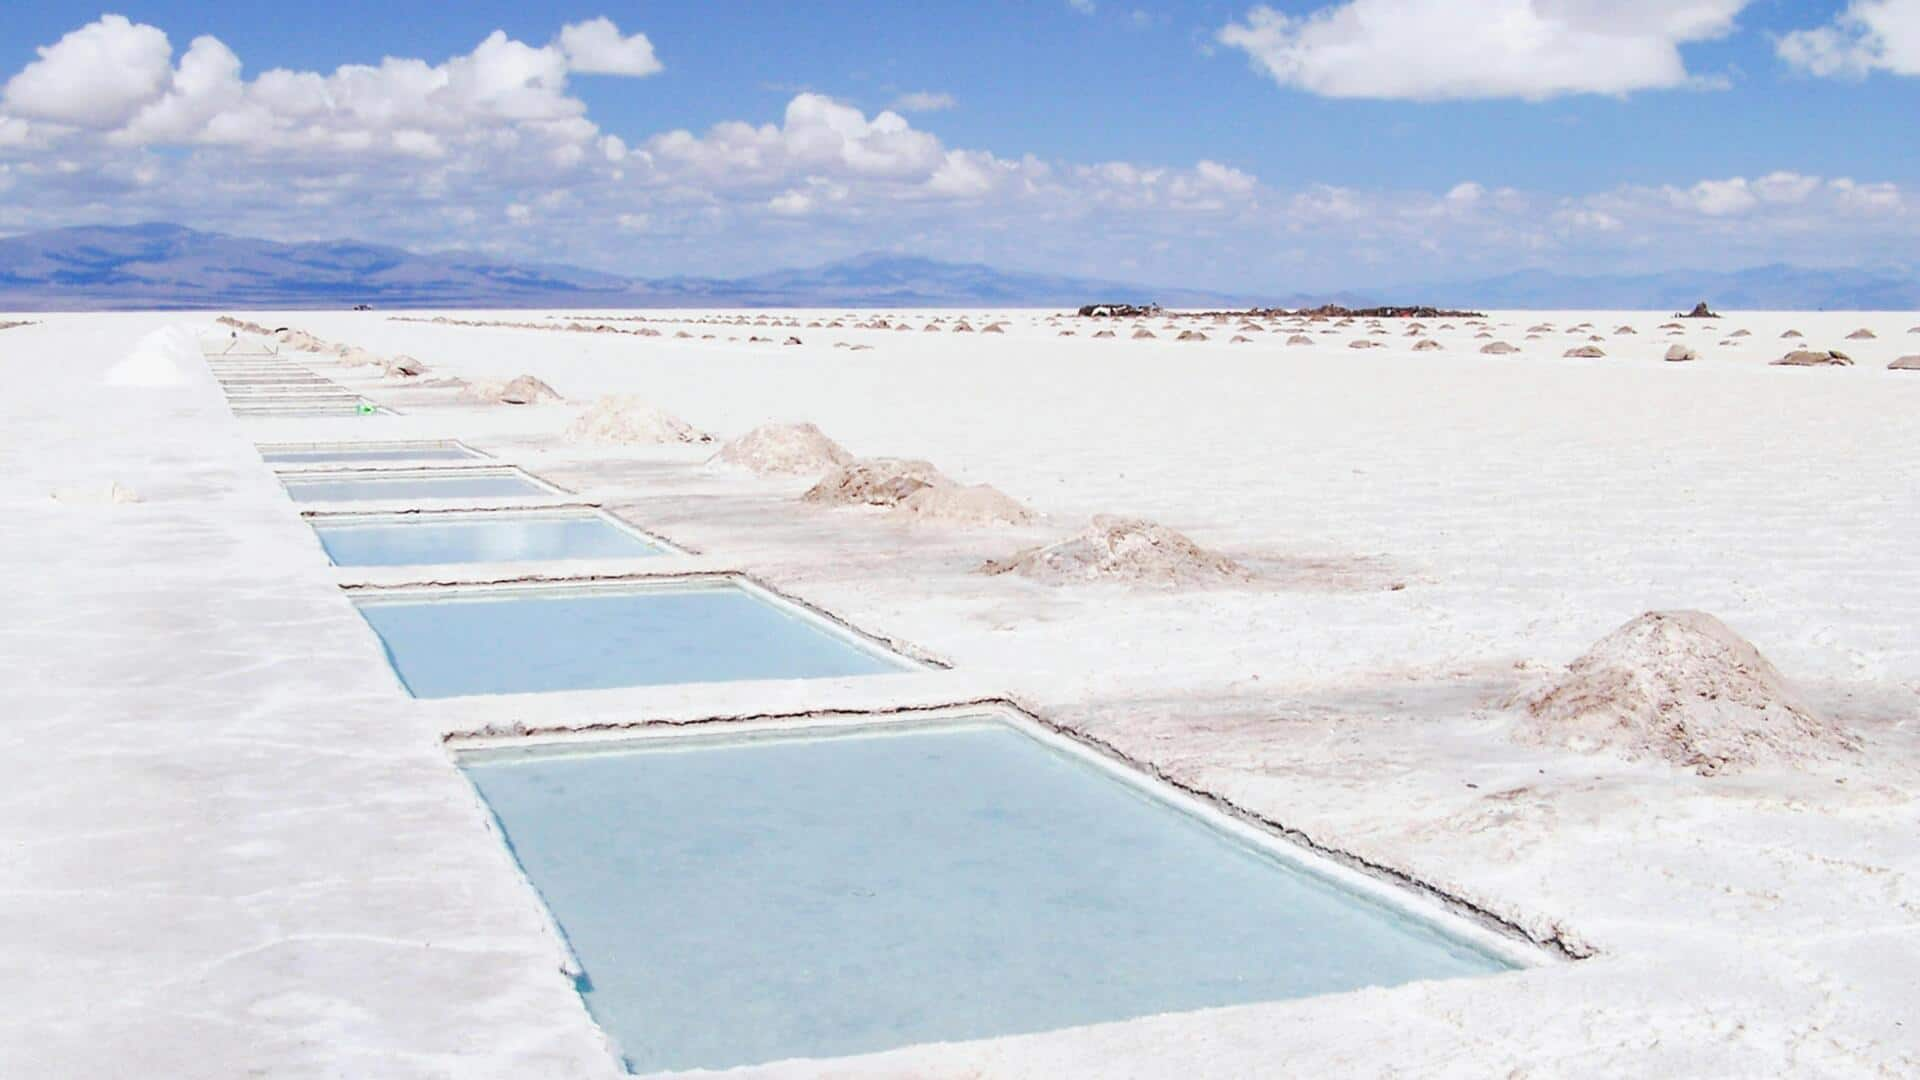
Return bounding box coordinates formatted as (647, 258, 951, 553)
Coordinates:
(352, 303, 373, 311)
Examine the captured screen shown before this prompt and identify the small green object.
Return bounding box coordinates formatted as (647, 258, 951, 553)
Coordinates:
(357, 401, 375, 415)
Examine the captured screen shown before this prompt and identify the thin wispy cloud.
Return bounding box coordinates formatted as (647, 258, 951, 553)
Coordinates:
(890, 90, 957, 112)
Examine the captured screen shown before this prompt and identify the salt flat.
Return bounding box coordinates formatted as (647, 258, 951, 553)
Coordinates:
(4, 308, 1917, 1077)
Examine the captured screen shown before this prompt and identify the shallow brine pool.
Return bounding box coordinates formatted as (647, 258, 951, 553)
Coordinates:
(312, 509, 669, 567)
(281, 468, 551, 503)
(233, 400, 386, 416)
(460, 718, 1521, 1073)
(261, 441, 485, 465)
(355, 580, 912, 698)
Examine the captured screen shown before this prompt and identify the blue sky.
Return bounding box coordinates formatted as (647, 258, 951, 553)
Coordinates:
(2, 2, 1917, 289)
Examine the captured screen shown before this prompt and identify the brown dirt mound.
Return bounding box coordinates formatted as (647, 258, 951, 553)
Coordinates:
(803, 458, 953, 508)
(566, 395, 711, 444)
(1514, 610, 1857, 775)
(981, 515, 1253, 586)
(710, 422, 852, 474)
(893, 483, 1036, 527)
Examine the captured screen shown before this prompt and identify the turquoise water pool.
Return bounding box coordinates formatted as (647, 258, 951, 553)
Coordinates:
(356, 581, 911, 698)
(262, 442, 484, 465)
(313, 510, 668, 566)
(461, 718, 1519, 1073)
(282, 468, 550, 503)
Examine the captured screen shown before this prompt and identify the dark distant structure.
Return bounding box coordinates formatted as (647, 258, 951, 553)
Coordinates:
(1678, 301, 1720, 318)
(1085, 303, 1485, 319)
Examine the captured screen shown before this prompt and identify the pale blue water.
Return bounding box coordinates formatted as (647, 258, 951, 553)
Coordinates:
(314, 511, 666, 566)
(262, 444, 482, 465)
(463, 721, 1515, 1074)
(234, 401, 382, 416)
(282, 470, 548, 503)
(356, 583, 909, 698)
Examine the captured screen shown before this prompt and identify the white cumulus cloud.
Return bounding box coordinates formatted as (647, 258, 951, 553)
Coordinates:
(2, 14, 176, 128)
(1218, 0, 1749, 101)
(556, 16, 664, 77)
(1778, 0, 1920, 77)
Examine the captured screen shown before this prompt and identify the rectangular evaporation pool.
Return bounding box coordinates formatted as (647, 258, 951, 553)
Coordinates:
(355, 579, 912, 698)
(281, 467, 551, 504)
(459, 716, 1526, 1074)
(234, 401, 388, 417)
(223, 382, 345, 394)
(311, 509, 671, 567)
(261, 440, 486, 466)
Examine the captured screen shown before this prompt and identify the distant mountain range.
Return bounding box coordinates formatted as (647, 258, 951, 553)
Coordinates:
(0, 223, 1912, 311)
(1413, 264, 1919, 312)
(0, 224, 1270, 311)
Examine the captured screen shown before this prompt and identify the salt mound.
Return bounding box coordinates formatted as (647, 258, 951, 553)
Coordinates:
(106, 327, 198, 388)
(567, 395, 711, 445)
(1888, 356, 1920, 371)
(1515, 610, 1857, 775)
(894, 483, 1036, 527)
(1285, 334, 1314, 346)
(464, 375, 562, 404)
(1480, 341, 1520, 355)
(1412, 339, 1443, 352)
(803, 458, 952, 508)
(1665, 344, 1697, 362)
(1564, 345, 1605, 358)
(981, 516, 1253, 586)
(1846, 328, 1876, 340)
(710, 422, 851, 474)
(1774, 349, 1853, 367)
(50, 481, 141, 505)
